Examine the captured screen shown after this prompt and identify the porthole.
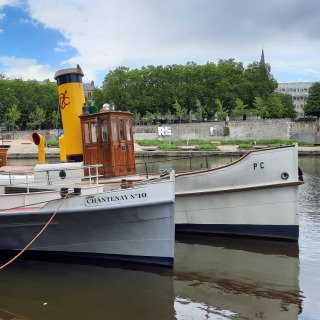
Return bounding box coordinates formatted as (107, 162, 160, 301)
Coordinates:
(281, 172, 289, 180)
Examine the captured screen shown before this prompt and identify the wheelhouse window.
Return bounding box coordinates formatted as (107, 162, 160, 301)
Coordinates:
(91, 122, 97, 143)
(101, 119, 108, 141)
(111, 118, 118, 141)
(84, 123, 90, 143)
(126, 119, 132, 141)
(119, 119, 125, 141)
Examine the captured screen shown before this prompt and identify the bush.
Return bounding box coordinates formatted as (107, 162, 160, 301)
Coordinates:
(46, 139, 59, 147)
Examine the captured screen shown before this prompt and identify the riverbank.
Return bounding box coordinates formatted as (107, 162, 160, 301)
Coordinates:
(2, 139, 320, 159)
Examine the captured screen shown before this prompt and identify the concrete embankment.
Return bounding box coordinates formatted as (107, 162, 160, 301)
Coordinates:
(1, 140, 320, 159)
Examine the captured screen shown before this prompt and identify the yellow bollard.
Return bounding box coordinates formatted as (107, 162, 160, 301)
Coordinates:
(54, 65, 85, 162)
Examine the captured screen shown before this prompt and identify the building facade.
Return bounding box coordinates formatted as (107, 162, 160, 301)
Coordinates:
(83, 81, 95, 103)
(275, 82, 314, 118)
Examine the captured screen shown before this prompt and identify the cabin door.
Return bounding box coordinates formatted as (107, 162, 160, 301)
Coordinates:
(110, 117, 135, 176)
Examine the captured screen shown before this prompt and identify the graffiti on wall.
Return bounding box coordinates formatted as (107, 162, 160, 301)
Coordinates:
(210, 127, 224, 136)
(158, 127, 172, 136)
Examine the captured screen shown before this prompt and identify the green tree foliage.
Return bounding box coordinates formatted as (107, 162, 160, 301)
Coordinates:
(252, 97, 270, 118)
(172, 100, 187, 123)
(267, 93, 297, 118)
(50, 108, 60, 129)
(215, 99, 228, 121)
(28, 106, 46, 130)
(92, 87, 108, 109)
(233, 98, 248, 120)
(194, 99, 206, 121)
(244, 61, 278, 107)
(0, 78, 59, 129)
(145, 111, 156, 125)
(132, 112, 141, 125)
(5, 104, 21, 131)
(304, 82, 320, 118)
(101, 59, 282, 121)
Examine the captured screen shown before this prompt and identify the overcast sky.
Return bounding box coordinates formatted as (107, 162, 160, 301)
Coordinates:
(1, 0, 320, 86)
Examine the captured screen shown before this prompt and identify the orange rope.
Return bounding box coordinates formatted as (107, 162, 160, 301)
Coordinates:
(0, 192, 71, 271)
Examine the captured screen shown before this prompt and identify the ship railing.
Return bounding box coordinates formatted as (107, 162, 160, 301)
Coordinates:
(0, 164, 103, 193)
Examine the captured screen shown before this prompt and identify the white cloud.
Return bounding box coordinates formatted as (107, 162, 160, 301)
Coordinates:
(2, 0, 320, 84)
(0, 56, 55, 81)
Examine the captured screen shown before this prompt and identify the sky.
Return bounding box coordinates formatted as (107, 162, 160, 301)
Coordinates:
(1, 0, 320, 87)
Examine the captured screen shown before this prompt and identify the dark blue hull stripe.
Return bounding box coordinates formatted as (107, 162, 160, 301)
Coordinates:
(0, 250, 174, 268)
(175, 224, 299, 241)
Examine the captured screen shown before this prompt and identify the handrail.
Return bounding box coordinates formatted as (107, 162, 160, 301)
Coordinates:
(0, 163, 103, 191)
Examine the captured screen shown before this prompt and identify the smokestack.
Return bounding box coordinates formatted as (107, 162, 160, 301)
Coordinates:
(54, 66, 85, 162)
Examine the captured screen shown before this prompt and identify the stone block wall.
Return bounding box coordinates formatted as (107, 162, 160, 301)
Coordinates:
(3, 119, 320, 144)
(134, 119, 320, 143)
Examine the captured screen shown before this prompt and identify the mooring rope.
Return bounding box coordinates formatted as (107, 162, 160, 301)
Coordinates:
(0, 192, 71, 270)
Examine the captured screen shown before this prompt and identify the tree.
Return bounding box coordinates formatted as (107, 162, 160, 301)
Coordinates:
(233, 98, 248, 120)
(28, 106, 46, 130)
(145, 111, 156, 125)
(92, 87, 108, 110)
(215, 99, 228, 121)
(252, 96, 269, 118)
(244, 61, 278, 108)
(172, 100, 187, 123)
(267, 92, 297, 119)
(5, 104, 21, 131)
(50, 108, 61, 129)
(132, 112, 141, 125)
(304, 82, 320, 118)
(194, 99, 206, 121)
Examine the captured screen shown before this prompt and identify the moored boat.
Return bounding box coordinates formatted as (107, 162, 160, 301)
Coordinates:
(0, 65, 176, 268)
(2, 65, 303, 243)
(0, 171, 175, 267)
(174, 144, 302, 241)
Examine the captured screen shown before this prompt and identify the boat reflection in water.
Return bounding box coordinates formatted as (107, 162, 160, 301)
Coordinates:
(174, 235, 302, 320)
(0, 236, 302, 320)
(0, 260, 175, 320)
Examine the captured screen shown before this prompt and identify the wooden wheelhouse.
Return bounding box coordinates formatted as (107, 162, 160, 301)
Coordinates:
(80, 110, 136, 177)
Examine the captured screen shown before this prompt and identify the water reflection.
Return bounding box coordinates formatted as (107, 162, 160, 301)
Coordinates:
(297, 157, 320, 320)
(3, 156, 319, 319)
(0, 235, 302, 320)
(0, 260, 175, 320)
(174, 235, 302, 320)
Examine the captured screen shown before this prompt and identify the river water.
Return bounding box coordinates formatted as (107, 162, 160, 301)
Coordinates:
(0, 156, 319, 320)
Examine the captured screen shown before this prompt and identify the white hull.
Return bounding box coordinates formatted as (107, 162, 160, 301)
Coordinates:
(174, 145, 302, 240)
(0, 175, 175, 267)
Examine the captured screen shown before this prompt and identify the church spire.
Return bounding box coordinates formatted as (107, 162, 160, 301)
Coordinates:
(260, 47, 265, 65)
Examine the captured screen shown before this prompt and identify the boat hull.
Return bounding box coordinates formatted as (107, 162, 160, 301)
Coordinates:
(0, 180, 175, 267)
(175, 186, 299, 240)
(174, 145, 301, 241)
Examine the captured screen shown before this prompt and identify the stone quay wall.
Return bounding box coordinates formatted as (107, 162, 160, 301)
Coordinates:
(134, 119, 320, 144)
(1, 118, 320, 144)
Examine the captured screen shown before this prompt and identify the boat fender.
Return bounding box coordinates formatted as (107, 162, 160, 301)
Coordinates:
(281, 172, 289, 180)
(298, 167, 304, 182)
(59, 170, 66, 180)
